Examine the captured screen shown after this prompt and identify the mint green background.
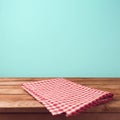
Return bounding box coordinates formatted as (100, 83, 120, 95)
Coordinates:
(0, 0, 120, 77)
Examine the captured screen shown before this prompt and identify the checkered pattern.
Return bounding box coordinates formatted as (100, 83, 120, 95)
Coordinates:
(22, 78, 113, 117)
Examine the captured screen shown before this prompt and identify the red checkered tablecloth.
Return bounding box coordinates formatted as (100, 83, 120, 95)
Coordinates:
(22, 78, 113, 117)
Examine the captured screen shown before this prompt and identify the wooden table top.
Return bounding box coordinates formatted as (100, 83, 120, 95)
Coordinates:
(0, 78, 120, 113)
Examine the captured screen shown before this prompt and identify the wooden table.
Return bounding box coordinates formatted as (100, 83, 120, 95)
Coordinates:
(0, 78, 120, 120)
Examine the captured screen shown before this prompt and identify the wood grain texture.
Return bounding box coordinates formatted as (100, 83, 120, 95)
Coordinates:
(0, 78, 120, 113)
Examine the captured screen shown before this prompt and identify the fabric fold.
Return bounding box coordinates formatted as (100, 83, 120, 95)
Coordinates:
(22, 78, 113, 117)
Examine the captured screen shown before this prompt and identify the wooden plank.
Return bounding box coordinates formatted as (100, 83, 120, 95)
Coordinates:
(68, 78, 120, 82)
(0, 100, 47, 113)
(71, 80, 120, 85)
(0, 113, 120, 120)
(0, 88, 27, 95)
(0, 96, 119, 113)
(0, 86, 21, 89)
(113, 95, 120, 100)
(0, 100, 44, 108)
(0, 89, 117, 95)
(86, 100, 120, 112)
(0, 77, 120, 81)
(105, 100, 120, 112)
(84, 84, 120, 89)
(0, 87, 119, 95)
(0, 80, 120, 86)
(1, 84, 120, 89)
(0, 78, 120, 86)
(0, 99, 119, 113)
(0, 81, 32, 86)
(0, 94, 119, 102)
(0, 78, 53, 81)
(0, 95, 35, 101)
(0, 77, 120, 82)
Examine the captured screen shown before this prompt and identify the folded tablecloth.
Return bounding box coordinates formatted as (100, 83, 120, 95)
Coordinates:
(22, 78, 113, 117)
